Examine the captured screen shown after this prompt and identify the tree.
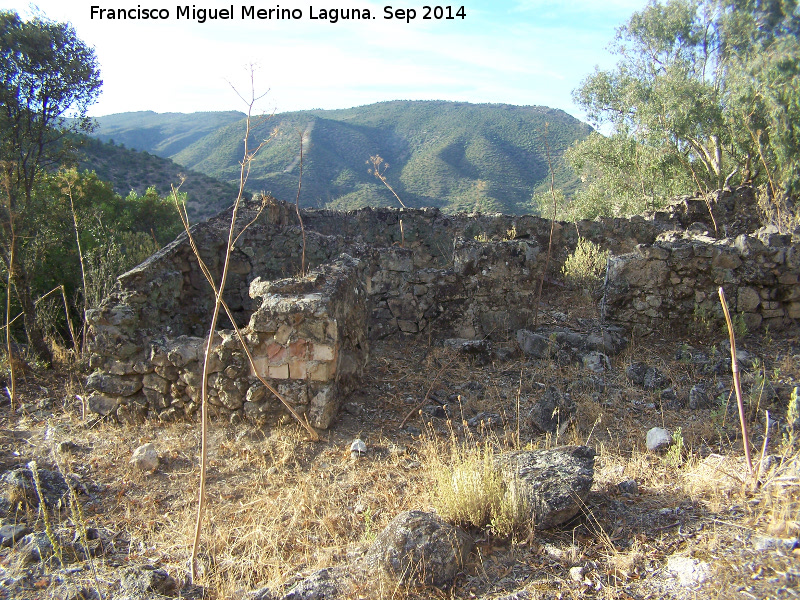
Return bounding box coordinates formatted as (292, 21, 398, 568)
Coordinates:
(5, 170, 182, 351)
(568, 0, 800, 219)
(0, 10, 101, 359)
(727, 1, 800, 201)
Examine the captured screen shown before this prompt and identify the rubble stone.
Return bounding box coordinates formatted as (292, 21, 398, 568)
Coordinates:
(366, 510, 473, 587)
(495, 446, 595, 529)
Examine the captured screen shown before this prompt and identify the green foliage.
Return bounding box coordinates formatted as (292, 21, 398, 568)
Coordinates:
(693, 304, 716, 334)
(561, 237, 610, 290)
(91, 110, 245, 156)
(77, 135, 243, 222)
(531, 188, 567, 219)
(94, 100, 592, 215)
(563, 133, 690, 219)
(731, 313, 749, 339)
(570, 0, 800, 219)
(1, 169, 180, 347)
(0, 9, 103, 357)
(664, 427, 685, 468)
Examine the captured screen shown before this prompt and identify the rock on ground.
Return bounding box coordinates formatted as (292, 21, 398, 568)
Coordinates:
(495, 446, 595, 529)
(119, 564, 177, 596)
(0, 465, 70, 509)
(516, 330, 555, 359)
(130, 443, 159, 473)
(666, 555, 711, 587)
(527, 387, 575, 434)
(281, 567, 342, 599)
(365, 510, 473, 588)
(646, 427, 672, 452)
(0, 524, 31, 547)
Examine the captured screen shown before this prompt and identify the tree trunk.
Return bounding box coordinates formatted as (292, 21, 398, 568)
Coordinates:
(10, 247, 51, 363)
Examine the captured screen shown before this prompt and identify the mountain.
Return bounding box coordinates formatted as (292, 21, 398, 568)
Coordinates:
(90, 110, 246, 157)
(92, 101, 593, 215)
(76, 136, 244, 221)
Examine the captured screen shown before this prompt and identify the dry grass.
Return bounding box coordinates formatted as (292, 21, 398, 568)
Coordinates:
(421, 422, 530, 538)
(0, 320, 798, 599)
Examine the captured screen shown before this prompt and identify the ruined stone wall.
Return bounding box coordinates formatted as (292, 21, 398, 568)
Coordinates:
(86, 253, 368, 428)
(368, 239, 546, 340)
(108, 219, 348, 339)
(606, 228, 800, 334)
(301, 204, 662, 270)
(85, 186, 795, 428)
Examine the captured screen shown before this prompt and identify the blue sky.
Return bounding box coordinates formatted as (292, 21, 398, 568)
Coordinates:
(4, 1, 649, 120)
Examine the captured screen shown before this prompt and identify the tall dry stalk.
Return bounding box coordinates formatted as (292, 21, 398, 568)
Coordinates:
(35, 285, 79, 354)
(533, 122, 557, 330)
(718, 286, 754, 476)
(185, 75, 318, 582)
(188, 79, 269, 582)
(62, 173, 89, 355)
(368, 155, 406, 247)
(5, 238, 15, 408)
(1, 171, 17, 408)
(294, 130, 307, 276)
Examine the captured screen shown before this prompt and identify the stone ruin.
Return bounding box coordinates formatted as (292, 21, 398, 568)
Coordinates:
(85, 186, 800, 428)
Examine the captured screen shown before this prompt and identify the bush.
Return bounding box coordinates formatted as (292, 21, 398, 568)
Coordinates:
(561, 237, 610, 291)
(423, 427, 529, 537)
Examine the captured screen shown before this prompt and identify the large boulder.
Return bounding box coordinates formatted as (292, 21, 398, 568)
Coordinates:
(495, 446, 595, 529)
(0, 465, 70, 509)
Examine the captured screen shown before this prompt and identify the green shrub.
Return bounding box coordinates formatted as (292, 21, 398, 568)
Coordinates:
(664, 427, 684, 468)
(561, 237, 610, 290)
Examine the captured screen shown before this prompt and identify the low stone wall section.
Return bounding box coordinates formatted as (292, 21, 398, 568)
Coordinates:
(606, 229, 800, 333)
(86, 253, 368, 428)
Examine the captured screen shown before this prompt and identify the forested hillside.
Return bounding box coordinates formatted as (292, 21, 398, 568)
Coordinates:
(90, 110, 245, 156)
(77, 136, 243, 221)
(93, 101, 592, 215)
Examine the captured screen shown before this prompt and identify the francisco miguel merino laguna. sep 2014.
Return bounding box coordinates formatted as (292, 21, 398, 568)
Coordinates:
(89, 5, 370, 22)
(90, 5, 466, 23)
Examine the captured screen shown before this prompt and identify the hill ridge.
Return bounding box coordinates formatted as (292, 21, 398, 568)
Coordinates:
(91, 100, 592, 215)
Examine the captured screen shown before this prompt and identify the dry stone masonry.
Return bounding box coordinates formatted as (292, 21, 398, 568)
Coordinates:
(86, 186, 799, 427)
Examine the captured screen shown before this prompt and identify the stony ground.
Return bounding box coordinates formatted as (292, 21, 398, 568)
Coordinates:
(0, 304, 799, 600)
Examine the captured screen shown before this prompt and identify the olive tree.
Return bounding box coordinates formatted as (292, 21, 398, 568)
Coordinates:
(568, 0, 800, 218)
(0, 10, 101, 359)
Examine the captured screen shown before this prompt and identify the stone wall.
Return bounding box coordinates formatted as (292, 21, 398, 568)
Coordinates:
(85, 185, 797, 428)
(86, 252, 368, 429)
(606, 228, 800, 334)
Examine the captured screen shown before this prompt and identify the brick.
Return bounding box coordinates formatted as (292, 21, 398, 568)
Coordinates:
(267, 344, 286, 365)
(289, 339, 308, 359)
(251, 357, 269, 378)
(308, 362, 331, 382)
(312, 344, 335, 361)
(269, 364, 289, 379)
(289, 360, 307, 379)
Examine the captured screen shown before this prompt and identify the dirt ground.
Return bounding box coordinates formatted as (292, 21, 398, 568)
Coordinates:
(0, 308, 798, 599)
